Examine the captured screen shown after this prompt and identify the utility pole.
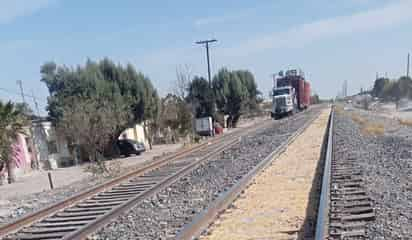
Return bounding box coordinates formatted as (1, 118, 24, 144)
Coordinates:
(195, 39, 217, 87)
(31, 90, 41, 117)
(17, 80, 26, 104)
(407, 53, 410, 78)
(342, 80, 348, 98)
(16, 80, 40, 170)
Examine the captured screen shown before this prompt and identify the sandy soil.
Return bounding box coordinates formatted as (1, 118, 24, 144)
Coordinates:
(201, 109, 330, 240)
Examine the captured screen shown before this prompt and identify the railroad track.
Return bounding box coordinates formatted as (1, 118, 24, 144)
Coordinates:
(1, 116, 280, 240)
(174, 108, 322, 240)
(315, 108, 375, 239)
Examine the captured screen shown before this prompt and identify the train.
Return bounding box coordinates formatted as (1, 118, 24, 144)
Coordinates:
(271, 69, 311, 119)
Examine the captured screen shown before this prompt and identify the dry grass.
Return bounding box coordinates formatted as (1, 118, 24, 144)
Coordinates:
(361, 123, 385, 136)
(351, 113, 367, 125)
(334, 105, 344, 114)
(351, 113, 384, 136)
(398, 118, 412, 126)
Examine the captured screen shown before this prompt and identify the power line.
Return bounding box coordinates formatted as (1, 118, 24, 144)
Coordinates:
(31, 90, 41, 116)
(17, 80, 26, 104)
(0, 87, 47, 104)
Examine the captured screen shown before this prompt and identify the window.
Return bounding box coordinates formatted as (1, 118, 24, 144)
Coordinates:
(273, 89, 290, 96)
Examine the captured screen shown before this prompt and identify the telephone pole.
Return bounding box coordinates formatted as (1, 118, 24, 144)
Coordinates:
(31, 90, 41, 116)
(195, 39, 218, 87)
(16, 80, 40, 170)
(17, 80, 26, 104)
(407, 53, 410, 78)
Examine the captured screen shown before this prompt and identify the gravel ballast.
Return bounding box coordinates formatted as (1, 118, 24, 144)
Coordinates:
(91, 108, 321, 240)
(333, 108, 412, 239)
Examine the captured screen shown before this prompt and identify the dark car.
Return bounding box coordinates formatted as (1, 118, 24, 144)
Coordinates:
(117, 139, 145, 157)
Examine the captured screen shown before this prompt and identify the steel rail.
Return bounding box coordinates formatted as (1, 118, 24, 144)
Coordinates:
(1, 118, 275, 240)
(0, 119, 269, 238)
(62, 139, 240, 240)
(0, 142, 209, 237)
(314, 106, 334, 240)
(315, 106, 374, 239)
(176, 109, 322, 240)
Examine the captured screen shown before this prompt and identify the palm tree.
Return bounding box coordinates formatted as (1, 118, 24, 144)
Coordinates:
(0, 101, 27, 184)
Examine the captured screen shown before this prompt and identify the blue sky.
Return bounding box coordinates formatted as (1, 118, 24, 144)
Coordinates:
(0, 0, 411, 114)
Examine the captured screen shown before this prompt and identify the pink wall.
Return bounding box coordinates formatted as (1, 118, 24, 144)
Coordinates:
(12, 134, 31, 169)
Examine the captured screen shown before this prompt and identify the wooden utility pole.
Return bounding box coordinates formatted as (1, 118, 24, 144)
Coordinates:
(407, 53, 410, 78)
(17, 80, 26, 104)
(195, 39, 218, 87)
(31, 90, 41, 117)
(16, 80, 40, 170)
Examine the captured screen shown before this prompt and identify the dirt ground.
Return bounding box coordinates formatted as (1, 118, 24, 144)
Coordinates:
(201, 109, 330, 240)
(0, 144, 184, 225)
(0, 115, 269, 225)
(0, 144, 183, 200)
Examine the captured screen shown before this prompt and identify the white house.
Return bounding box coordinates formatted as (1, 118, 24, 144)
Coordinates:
(32, 120, 72, 169)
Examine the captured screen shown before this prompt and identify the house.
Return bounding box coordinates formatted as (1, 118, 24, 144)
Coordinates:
(32, 119, 72, 169)
(6, 119, 149, 178)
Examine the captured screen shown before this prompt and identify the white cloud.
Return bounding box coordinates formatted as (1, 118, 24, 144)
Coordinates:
(0, 0, 56, 24)
(221, 0, 412, 57)
(194, 6, 258, 27)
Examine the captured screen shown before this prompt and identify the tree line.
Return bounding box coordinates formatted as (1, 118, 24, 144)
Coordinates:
(371, 76, 412, 101)
(188, 68, 261, 128)
(0, 58, 261, 180)
(1, 57, 261, 179)
(38, 59, 260, 172)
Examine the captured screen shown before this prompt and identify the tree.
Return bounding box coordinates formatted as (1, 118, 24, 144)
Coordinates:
(41, 58, 159, 166)
(174, 64, 192, 99)
(212, 68, 253, 127)
(382, 80, 400, 101)
(187, 76, 215, 118)
(372, 78, 390, 98)
(59, 95, 128, 172)
(225, 73, 248, 127)
(160, 94, 193, 142)
(234, 70, 260, 110)
(0, 101, 28, 184)
(398, 76, 412, 98)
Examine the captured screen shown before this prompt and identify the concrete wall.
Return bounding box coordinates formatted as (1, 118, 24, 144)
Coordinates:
(12, 133, 32, 177)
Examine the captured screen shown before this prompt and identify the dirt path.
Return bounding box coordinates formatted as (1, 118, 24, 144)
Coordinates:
(201, 109, 330, 240)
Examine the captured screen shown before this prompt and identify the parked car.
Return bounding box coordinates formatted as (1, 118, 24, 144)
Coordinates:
(117, 139, 145, 157)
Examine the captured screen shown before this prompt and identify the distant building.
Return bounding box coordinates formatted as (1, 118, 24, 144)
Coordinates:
(5, 120, 149, 179)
